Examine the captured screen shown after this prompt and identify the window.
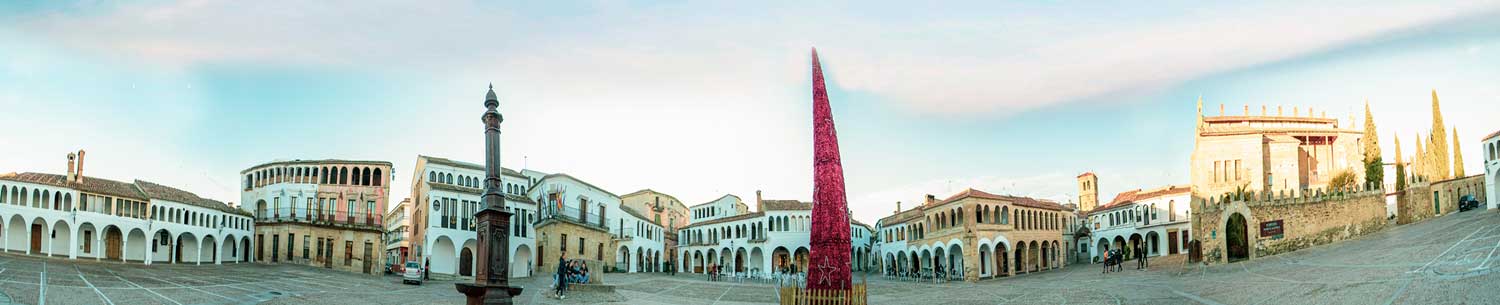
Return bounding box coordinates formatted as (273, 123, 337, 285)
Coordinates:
(287, 234, 295, 261)
(1234, 160, 1241, 180)
(347, 199, 356, 222)
(560, 234, 569, 254)
(304, 236, 310, 259)
(578, 237, 585, 255)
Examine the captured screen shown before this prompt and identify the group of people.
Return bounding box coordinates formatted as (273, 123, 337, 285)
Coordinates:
(1100, 243, 1150, 273)
(551, 254, 592, 300)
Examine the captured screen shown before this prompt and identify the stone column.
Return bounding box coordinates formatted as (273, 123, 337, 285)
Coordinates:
(456, 84, 522, 305)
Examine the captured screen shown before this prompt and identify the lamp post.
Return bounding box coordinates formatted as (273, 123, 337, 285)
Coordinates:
(455, 84, 523, 304)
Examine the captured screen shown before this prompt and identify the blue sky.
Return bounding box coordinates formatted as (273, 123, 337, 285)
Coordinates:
(2, 1, 1498, 225)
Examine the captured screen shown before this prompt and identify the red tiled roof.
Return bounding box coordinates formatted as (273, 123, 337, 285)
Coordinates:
(934, 188, 1066, 211)
(1484, 130, 1500, 141)
(762, 200, 813, 211)
(1089, 185, 1190, 216)
(1077, 172, 1095, 178)
(0, 172, 147, 200)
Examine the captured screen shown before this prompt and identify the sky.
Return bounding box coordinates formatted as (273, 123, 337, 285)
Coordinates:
(2, 1, 1498, 226)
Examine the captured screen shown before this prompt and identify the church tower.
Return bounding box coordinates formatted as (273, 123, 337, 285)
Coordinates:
(1077, 172, 1098, 212)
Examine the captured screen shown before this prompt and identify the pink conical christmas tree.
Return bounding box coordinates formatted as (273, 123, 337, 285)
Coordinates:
(807, 48, 852, 290)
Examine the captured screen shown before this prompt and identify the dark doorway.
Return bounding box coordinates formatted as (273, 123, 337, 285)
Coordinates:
(459, 247, 473, 276)
(1226, 213, 1249, 262)
(363, 242, 373, 274)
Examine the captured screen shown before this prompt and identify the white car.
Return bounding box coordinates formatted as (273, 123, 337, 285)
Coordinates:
(402, 262, 424, 285)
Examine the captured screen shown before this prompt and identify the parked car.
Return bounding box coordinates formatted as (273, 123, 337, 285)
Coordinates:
(402, 261, 424, 285)
(1458, 195, 1480, 212)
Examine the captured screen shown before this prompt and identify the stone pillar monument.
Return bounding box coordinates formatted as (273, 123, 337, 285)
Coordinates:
(807, 48, 853, 291)
(456, 84, 523, 305)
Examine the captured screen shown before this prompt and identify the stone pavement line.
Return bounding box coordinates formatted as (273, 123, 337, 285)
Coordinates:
(102, 267, 183, 305)
(1382, 278, 1414, 305)
(1413, 224, 1492, 273)
(76, 266, 116, 305)
(1473, 236, 1500, 271)
(279, 276, 343, 291)
(708, 285, 731, 305)
(1172, 290, 1227, 305)
(154, 276, 238, 302)
(38, 261, 45, 305)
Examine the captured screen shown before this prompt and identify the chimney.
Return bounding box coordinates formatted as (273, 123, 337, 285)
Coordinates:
(1243, 104, 1248, 116)
(1218, 104, 1224, 116)
(755, 190, 763, 212)
(895, 201, 902, 214)
(925, 194, 936, 205)
(75, 150, 86, 183)
(66, 152, 77, 183)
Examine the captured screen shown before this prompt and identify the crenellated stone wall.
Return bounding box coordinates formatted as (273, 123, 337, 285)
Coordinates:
(1191, 184, 1387, 265)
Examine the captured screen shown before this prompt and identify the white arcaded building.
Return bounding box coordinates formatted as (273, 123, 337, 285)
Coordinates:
(0, 151, 254, 265)
(676, 192, 876, 276)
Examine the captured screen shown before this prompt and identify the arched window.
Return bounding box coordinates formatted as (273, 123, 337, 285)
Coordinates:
(340, 167, 349, 184)
(446, 173, 454, 185)
(429, 171, 436, 183)
(374, 168, 383, 186)
(322, 167, 330, 184)
(352, 167, 363, 186)
(361, 167, 372, 186)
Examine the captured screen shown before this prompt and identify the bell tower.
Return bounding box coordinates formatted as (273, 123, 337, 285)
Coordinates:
(1078, 172, 1098, 212)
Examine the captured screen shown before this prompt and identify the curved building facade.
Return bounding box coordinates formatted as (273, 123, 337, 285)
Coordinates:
(241, 159, 391, 275)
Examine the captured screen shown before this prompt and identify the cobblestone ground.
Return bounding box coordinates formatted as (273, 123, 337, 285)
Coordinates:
(0, 209, 1495, 304)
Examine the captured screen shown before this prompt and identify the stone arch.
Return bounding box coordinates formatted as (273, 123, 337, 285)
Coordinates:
(1096, 237, 1110, 262)
(993, 242, 1009, 277)
(1145, 231, 1161, 256)
(793, 247, 810, 273)
(222, 233, 238, 263)
(512, 244, 532, 278)
(947, 243, 963, 279)
(28, 217, 48, 255)
(177, 232, 200, 264)
(617, 245, 631, 272)
(126, 228, 147, 262)
(201, 235, 219, 263)
(49, 219, 71, 257)
(1226, 212, 1250, 262)
(241, 236, 251, 262)
(432, 236, 456, 275)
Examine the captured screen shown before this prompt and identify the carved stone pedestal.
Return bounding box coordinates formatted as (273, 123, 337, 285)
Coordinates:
(454, 207, 522, 305)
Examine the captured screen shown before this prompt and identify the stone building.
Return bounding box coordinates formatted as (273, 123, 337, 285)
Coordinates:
(876, 189, 1070, 282)
(1085, 185, 1192, 262)
(1396, 175, 1487, 224)
(241, 159, 391, 275)
(528, 173, 666, 274)
(1, 150, 255, 265)
(1192, 186, 1387, 265)
(1190, 100, 1365, 200)
(1077, 172, 1099, 213)
(1485, 130, 1500, 210)
(621, 189, 689, 269)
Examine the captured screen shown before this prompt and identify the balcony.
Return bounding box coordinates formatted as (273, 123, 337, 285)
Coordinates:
(538, 206, 607, 231)
(255, 207, 383, 231)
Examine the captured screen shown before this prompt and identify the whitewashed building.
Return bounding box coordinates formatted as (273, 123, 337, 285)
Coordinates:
(408, 155, 538, 278)
(1484, 130, 1499, 210)
(0, 151, 254, 265)
(1086, 185, 1193, 262)
(676, 193, 876, 277)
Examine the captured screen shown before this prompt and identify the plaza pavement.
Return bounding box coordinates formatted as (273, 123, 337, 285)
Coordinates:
(0, 208, 1495, 304)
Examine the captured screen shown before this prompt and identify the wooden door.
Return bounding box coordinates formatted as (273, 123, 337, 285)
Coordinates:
(30, 224, 42, 253)
(363, 242, 373, 274)
(106, 230, 123, 260)
(84, 231, 94, 254)
(324, 239, 333, 268)
(1167, 231, 1179, 255)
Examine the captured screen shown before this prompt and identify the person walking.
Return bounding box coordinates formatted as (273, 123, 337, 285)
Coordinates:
(1101, 250, 1111, 274)
(1136, 243, 1147, 270)
(424, 257, 431, 280)
(1112, 249, 1123, 272)
(554, 254, 568, 300)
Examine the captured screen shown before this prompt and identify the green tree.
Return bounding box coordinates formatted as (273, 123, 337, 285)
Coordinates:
(1362, 101, 1383, 186)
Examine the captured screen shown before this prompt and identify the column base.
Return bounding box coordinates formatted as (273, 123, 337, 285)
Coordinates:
(455, 283, 522, 305)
